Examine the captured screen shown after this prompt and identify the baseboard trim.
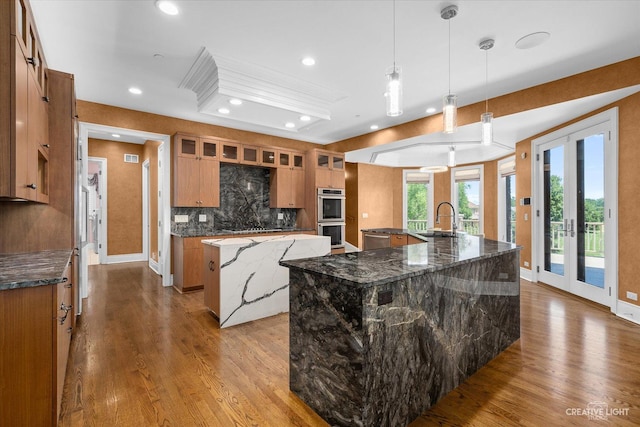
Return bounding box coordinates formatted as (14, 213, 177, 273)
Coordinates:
(106, 253, 146, 264)
(617, 300, 640, 326)
(520, 267, 533, 282)
(149, 258, 160, 275)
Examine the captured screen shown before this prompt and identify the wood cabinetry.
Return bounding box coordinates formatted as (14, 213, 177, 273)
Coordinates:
(0, 256, 74, 427)
(173, 133, 220, 207)
(390, 233, 408, 247)
(270, 150, 305, 208)
(241, 145, 277, 167)
(1, 0, 50, 202)
(220, 141, 240, 162)
(314, 150, 345, 189)
(202, 243, 220, 317)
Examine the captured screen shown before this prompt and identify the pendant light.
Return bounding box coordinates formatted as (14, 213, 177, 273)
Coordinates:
(386, 0, 402, 116)
(448, 146, 456, 167)
(479, 38, 495, 146)
(441, 5, 458, 133)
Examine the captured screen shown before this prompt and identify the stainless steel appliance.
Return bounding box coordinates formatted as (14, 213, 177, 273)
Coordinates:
(317, 188, 345, 222)
(318, 222, 345, 249)
(363, 232, 390, 250)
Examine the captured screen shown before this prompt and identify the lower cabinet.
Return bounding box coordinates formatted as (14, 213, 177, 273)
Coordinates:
(202, 244, 220, 317)
(0, 263, 73, 426)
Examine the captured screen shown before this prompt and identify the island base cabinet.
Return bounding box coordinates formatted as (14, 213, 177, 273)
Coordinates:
(288, 250, 521, 427)
(203, 244, 221, 317)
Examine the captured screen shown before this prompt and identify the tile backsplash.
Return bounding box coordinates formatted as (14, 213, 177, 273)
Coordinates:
(171, 163, 297, 235)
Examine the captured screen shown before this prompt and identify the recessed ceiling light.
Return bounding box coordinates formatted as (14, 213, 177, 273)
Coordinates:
(112, 134, 121, 138)
(229, 98, 243, 105)
(155, 0, 179, 15)
(301, 57, 316, 66)
(426, 107, 437, 114)
(218, 107, 230, 114)
(285, 122, 296, 128)
(515, 32, 550, 49)
(370, 125, 379, 130)
(128, 87, 142, 95)
(299, 115, 311, 122)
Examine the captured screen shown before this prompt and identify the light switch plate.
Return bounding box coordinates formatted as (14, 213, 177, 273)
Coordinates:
(362, 212, 369, 218)
(627, 291, 638, 301)
(199, 214, 207, 222)
(174, 215, 188, 223)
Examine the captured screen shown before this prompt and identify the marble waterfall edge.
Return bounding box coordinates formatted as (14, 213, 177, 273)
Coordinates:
(203, 234, 330, 328)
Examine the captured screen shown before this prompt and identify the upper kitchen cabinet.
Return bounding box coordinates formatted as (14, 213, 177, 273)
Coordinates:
(1, 0, 50, 202)
(241, 145, 277, 167)
(220, 141, 240, 163)
(270, 150, 305, 208)
(173, 133, 220, 207)
(312, 149, 345, 189)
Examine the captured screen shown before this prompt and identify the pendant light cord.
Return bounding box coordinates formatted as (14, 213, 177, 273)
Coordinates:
(448, 18, 451, 95)
(485, 49, 489, 112)
(393, 0, 396, 69)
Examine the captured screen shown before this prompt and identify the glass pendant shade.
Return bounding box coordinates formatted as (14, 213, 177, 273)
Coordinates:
(481, 112, 493, 146)
(448, 146, 456, 167)
(386, 66, 402, 117)
(443, 94, 457, 133)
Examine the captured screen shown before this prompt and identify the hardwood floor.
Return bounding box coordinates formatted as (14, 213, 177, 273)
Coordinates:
(59, 262, 640, 426)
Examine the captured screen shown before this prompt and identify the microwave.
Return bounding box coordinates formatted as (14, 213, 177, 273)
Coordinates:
(318, 222, 345, 249)
(318, 188, 345, 222)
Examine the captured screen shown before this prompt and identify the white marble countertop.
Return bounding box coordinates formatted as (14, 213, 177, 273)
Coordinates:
(202, 234, 327, 247)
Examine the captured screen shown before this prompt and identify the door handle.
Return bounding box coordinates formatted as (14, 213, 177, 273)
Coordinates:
(570, 219, 575, 237)
(563, 219, 569, 236)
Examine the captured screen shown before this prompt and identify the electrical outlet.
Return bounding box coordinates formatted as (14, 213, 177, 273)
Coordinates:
(627, 291, 638, 301)
(277, 213, 284, 220)
(524, 213, 528, 221)
(524, 261, 530, 267)
(362, 213, 369, 218)
(199, 214, 207, 222)
(174, 215, 188, 223)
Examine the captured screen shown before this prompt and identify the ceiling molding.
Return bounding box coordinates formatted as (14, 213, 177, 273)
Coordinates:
(179, 47, 348, 131)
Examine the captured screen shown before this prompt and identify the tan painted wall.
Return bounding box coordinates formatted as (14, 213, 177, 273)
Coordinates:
(88, 139, 144, 256)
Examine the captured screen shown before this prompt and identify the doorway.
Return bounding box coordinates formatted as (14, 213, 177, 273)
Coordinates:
(87, 157, 107, 265)
(533, 108, 618, 310)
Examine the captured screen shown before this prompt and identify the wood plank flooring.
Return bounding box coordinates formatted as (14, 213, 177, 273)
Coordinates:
(59, 262, 640, 426)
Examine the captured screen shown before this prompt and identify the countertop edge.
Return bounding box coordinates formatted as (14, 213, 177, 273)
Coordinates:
(0, 249, 74, 292)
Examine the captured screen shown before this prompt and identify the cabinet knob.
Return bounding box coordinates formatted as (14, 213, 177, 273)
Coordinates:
(27, 57, 39, 66)
(42, 143, 50, 148)
(208, 260, 216, 271)
(42, 96, 50, 103)
(26, 183, 37, 189)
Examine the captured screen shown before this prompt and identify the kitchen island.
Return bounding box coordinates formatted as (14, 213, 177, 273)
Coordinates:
(281, 235, 520, 427)
(202, 234, 330, 327)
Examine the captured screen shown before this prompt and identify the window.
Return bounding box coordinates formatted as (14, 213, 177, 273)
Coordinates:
(498, 156, 516, 243)
(451, 165, 484, 235)
(403, 170, 434, 232)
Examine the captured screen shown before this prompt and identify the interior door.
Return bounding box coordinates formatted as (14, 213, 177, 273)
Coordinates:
(537, 123, 610, 307)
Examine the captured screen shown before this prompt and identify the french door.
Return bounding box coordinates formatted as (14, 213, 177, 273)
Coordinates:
(536, 119, 615, 308)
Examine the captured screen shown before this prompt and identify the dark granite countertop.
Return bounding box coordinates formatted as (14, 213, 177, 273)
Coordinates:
(281, 234, 520, 287)
(361, 227, 455, 239)
(171, 228, 315, 238)
(0, 249, 73, 291)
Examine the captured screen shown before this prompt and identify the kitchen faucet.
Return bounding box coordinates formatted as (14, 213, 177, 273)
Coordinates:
(436, 201, 457, 236)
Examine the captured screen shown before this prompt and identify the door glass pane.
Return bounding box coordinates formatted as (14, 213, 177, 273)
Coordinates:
(317, 154, 329, 168)
(456, 180, 480, 234)
(202, 141, 217, 158)
(544, 146, 564, 275)
(576, 134, 605, 288)
(181, 139, 196, 156)
(406, 182, 429, 231)
(293, 154, 303, 168)
(332, 156, 344, 170)
(244, 147, 257, 162)
(279, 152, 290, 167)
(222, 144, 238, 160)
(262, 149, 275, 165)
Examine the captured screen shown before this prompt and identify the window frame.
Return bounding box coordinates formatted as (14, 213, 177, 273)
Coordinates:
(497, 156, 516, 242)
(402, 169, 434, 231)
(450, 164, 484, 235)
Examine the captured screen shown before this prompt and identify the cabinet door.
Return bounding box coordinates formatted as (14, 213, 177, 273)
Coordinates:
(317, 152, 330, 169)
(199, 160, 220, 207)
(13, 38, 31, 200)
(175, 134, 198, 159)
(221, 142, 239, 162)
(292, 153, 304, 169)
(174, 157, 199, 206)
(390, 234, 408, 247)
(261, 148, 276, 166)
(291, 168, 305, 208)
(26, 58, 42, 200)
(315, 168, 332, 189)
(331, 169, 345, 189)
(203, 244, 221, 316)
(55, 279, 72, 421)
(200, 138, 219, 160)
(278, 151, 291, 168)
(331, 154, 344, 171)
(241, 145, 259, 165)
